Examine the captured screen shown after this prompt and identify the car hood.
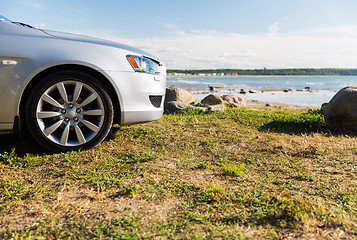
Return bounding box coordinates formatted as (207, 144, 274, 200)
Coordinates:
(42, 30, 159, 62)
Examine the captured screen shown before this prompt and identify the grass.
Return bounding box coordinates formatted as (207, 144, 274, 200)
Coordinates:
(0, 107, 356, 239)
(222, 162, 245, 177)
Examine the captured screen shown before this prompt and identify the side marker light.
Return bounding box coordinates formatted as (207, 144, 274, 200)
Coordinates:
(2, 60, 17, 65)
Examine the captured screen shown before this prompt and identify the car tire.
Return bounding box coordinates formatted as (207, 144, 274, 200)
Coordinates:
(25, 71, 114, 152)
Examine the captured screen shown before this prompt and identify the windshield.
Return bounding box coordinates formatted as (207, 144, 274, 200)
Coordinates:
(0, 15, 11, 22)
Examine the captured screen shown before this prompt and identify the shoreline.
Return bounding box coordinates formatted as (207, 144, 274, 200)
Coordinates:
(188, 88, 332, 109)
(167, 75, 346, 108)
(245, 99, 311, 110)
(168, 74, 353, 78)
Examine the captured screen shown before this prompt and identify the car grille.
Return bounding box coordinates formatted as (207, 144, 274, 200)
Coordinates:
(149, 95, 163, 108)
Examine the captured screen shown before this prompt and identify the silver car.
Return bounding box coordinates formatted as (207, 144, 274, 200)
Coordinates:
(0, 15, 166, 152)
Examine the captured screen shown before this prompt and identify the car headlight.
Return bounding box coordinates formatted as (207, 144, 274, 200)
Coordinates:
(126, 55, 160, 74)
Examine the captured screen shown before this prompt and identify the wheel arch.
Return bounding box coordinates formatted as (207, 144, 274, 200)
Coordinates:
(19, 64, 121, 134)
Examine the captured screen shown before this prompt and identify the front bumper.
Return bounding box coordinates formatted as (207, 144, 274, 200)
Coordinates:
(105, 69, 166, 126)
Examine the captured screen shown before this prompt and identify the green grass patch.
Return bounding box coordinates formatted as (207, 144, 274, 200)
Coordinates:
(0, 107, 356, 239)
(222, 162, 245, 177)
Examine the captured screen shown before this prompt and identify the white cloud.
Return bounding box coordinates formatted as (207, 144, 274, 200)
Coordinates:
(161, 23, 179, 30)
(268, 22, 281, 35)
(295, 25, 357, 37)
(105, 25, 357, 69)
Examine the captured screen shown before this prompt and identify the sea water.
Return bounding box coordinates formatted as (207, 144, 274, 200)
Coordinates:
(167, 76, 357, 107)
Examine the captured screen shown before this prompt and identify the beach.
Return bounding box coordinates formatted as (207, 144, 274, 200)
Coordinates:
(167, 75, 357, 108)
(190, 88, 333, 109)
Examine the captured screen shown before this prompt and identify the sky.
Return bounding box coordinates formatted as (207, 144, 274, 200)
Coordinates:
(2, 0, 357, 69)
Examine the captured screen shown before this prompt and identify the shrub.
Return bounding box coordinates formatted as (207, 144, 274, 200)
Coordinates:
(269, 193, 311, 221)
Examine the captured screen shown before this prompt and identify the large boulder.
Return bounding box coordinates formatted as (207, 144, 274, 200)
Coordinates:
(221, 95, 246, 108)
(324, 86, 357, 131)
(165, 86, 194, 105)
(201, 94, 224, 105)
(164, 101, 205, 114)
(165, 101, 191, 114)
(207, 104, 225, 112)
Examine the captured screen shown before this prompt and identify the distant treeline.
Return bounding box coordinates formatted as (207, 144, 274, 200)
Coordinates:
(167, 68, 357, 76)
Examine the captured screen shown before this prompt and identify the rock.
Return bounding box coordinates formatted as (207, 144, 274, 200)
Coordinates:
(324, 86, 357, 131)
(164, 101, 191, 114)
(165, 86, 194, 105)
(249, 90, 258, 94)
(194, 102, 206, 107)
(221, 95, 246, 108)
(201, 94, 224, 105)
(209, 86, 216, 91)
(266, 103, 273, 107)
(207, 104, 225, 112)
(165, 101, 205, 114)
(321, 102, 328, 112)
(240, 89, 247, 94)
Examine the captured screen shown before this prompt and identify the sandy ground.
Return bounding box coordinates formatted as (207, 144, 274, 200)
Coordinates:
(245, 99, 311, 110)
(190, 89, 329, 110)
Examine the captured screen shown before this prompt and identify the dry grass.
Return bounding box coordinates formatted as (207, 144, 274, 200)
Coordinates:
(0, 107, 356, 239)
